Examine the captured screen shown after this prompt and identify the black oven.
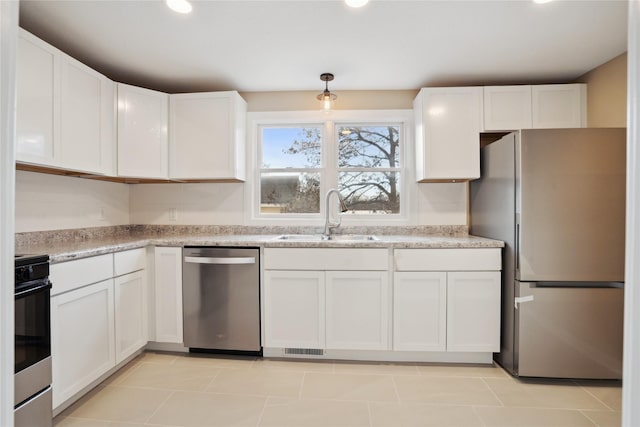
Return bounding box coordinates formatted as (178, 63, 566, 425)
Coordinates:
(14, 254, 53, 427)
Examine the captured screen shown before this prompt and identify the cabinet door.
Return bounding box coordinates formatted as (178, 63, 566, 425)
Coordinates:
(532, 84, 587, 129)
(264, 270, 325, 349)
(414, 87, 482, 182)
(59, 55, 115, 175)
(325, 271, 389, 350)
(153, 247, 183, 343)
(446, 271, 500, 352)
(15, 29, 58, 166)
(483, 85, 532, 131)
(169, 91, 246, 180)
(393, 272, 447, 351)
(51, 279, 115, 409)
(117, 83, 169, 179)
(114, 270, 147, 363)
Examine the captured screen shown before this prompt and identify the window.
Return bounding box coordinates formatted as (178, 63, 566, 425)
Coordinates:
(259, 126, 323, 214)
(251, 111, 411, 222)
(338, 124, 400, 214)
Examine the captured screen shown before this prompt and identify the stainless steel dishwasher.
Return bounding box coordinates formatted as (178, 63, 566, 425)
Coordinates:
(182, 247, 261, 354)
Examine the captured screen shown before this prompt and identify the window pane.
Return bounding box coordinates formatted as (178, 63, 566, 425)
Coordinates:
(337, 125, 400, 168)
(262, 127, 322, 168)
(339, 172, 400, 214)
(260, 172, 320, 214)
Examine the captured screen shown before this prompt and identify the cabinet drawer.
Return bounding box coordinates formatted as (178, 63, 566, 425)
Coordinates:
(265, 248, 389, 271)
(394, 248, 501, 271)
(114, 248, 146, 276)
(50, 254, 113, 296)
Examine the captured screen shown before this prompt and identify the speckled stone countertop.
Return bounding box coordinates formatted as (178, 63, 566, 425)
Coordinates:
(15, 225, 504, 263)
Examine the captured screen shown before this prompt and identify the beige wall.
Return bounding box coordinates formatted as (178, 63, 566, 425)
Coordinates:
(576, 53, 627, 127)
(240, 90, 418, 112)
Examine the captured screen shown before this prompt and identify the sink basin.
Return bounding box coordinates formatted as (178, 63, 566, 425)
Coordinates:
(273, 234, 379, 242)
(327, 234, 379, 241)
(273, 234, 324, 241)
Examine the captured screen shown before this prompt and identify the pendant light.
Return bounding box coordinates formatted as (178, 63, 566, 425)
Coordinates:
(345, 0, 369, 7)
(317, 73, 337, 111)
(166, 0, 192, 14)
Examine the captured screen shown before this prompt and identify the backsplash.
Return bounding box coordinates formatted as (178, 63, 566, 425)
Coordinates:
(15, 170, 130, 232)
(16, 171, 468, 233)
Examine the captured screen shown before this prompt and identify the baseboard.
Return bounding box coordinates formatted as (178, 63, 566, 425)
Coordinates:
(262, 347, 494, 364)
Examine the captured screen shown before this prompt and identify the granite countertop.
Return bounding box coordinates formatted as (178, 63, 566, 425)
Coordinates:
(15, 225, 504, 263)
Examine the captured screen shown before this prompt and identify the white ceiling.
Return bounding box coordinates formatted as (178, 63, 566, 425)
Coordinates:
(18, 0, 628, 94)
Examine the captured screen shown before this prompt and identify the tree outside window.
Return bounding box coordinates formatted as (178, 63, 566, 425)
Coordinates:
(337, 125, 400, 214)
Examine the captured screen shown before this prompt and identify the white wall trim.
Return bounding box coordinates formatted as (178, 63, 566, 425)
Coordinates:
(0, 1, 18, 425)
(244, 109, 417, 226)
(623, 1, 640, 425)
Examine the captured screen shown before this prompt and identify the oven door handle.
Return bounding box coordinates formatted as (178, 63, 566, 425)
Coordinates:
(15, 281, 52, 299)
(184, 256, 256, 265)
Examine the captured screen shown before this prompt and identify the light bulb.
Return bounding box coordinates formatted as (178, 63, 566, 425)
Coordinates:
(345, 0, 369, 7)
(323, 94, 332, 111)
(166, 0, 192, 14)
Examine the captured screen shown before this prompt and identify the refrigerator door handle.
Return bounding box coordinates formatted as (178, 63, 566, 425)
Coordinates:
(515, 214, 520, 274)
(514, 295, 534, 309)
(530, 282, 624, 289)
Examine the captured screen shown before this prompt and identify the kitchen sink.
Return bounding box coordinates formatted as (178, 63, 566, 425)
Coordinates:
(273, 234, 379, 241)
(273, 234, 324, 241)
(326, 234, 379, 241)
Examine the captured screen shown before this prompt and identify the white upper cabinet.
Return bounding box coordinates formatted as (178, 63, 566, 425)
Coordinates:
(484, 84, 587, 131)
(531, 84, 587, 129)
(16, 29, 116, 175)
(169, 91, 247, 180)
(59, 55, 115, 175)
(117, 83, 169, 179)
(16, 30, 57, 166)
(483, 85, 533, 131)
(414, 87, 483, 182)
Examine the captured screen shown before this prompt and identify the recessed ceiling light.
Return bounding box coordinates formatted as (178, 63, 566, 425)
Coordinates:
(345, 0, 369, 8)
(166, 0, 192, 14)
(533, 0, 553, 3)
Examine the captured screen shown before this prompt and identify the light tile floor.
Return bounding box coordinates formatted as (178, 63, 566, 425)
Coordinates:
(53, 352, 622, 427)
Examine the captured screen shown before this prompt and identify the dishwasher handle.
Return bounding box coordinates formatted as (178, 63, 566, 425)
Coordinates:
(184, 256, 256, 265)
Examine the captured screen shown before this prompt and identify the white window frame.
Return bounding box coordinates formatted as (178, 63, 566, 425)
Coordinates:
(245, 110, 415, 226)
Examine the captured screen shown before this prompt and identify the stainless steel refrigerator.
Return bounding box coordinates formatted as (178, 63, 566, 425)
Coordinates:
(470, 128, 625, 379)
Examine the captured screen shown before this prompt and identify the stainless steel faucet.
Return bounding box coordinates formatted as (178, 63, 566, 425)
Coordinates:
(323, 188, 348, 238)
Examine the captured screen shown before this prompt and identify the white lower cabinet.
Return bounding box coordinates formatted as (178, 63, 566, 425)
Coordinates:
(263, 270, 325, 349)
(49, 248, 147, 411)
(51, 279, 115, 409)
(393, 270, 500, 352)
(393, 249, 502, 354)
(446, 271, 500, 352)
(263, 270, 389, 351)
(263, 248, 390, 353)
(114, 270, 147, 363)
(325, 271, 389, 350)
(153, 247, 183, 344)
(393, 272, 447, 351)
